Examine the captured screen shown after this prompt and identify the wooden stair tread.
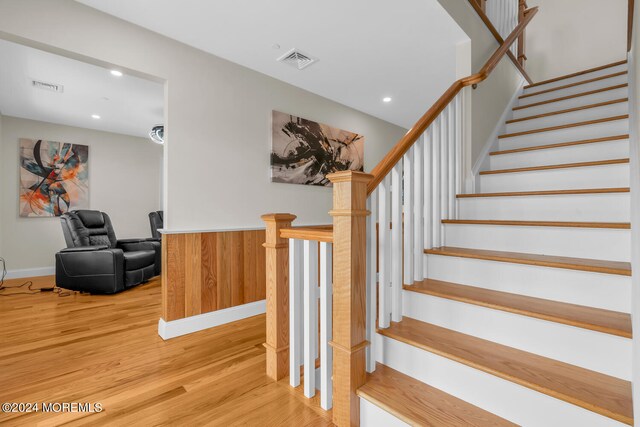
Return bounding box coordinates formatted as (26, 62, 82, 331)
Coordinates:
(405, 279, 631, 337)
(441, 219, 630, 229)
(490, 135, 629, 156)
(457, 188, 630, 198)
(513, 84, 628, 111)
(424, 247, 631, 276)
(520, 71, 628, 99)
(523, 60, 627, 90)
(479, 158, 629, 175)
(506, 98, 628, 124)
(379, 317, 633, 425)
(357, 363, 517, 427)
(280, 225, 333, 242)
(498, 115, 629, 139)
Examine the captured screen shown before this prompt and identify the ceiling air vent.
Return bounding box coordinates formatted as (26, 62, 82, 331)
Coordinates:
(277, 49, 318, 70)
(32, 79, 64, 93)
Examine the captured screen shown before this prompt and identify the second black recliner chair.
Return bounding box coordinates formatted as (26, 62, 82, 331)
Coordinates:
(56, 210, 161, 294)
(149, 210, 163, 240)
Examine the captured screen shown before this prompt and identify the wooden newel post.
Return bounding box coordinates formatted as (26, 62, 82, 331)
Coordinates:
(261, 213, 297, 381)
(518, 0, 528, 67)
(327, 171, 373, 427)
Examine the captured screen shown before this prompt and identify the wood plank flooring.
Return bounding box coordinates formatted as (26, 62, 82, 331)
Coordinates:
(0, 276, 332, 426)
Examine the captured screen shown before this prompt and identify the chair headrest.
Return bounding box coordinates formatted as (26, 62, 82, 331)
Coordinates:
(75, 210, 105, 228)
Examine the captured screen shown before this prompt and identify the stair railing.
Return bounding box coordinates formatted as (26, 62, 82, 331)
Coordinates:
(484, 0, 523, 60)
(468, 0, 532, 82)
(261, 6, 538, 427)
(282, 226, 334, 410)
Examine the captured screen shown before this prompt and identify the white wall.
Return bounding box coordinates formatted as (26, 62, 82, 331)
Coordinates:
(0, 116, 163, 273)
(628, 0, 639, 417)
(0, 0, 407, 233)
(526, 0, 627, 82)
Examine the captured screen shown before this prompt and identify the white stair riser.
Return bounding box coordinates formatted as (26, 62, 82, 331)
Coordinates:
(458, 193, 630, 222)
(443, 224, 630, 262)
(512, 87, 628, 119)
(518, 74, 628, 106)
(377, 335, 626, 427)
(480, 163, 629, 193)
(425, 254, 631, 312)
(490, 139, 629, 170)
(522, 64, 628, 95)
(360, 398, 409, 427)
(505, 102, 628, 134)
(498, 119, 629, 150)
(402, 291, 631, 380)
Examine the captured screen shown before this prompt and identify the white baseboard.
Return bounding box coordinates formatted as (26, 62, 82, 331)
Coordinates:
(5, 267, 55, 279)
(157, 299, 266, 340)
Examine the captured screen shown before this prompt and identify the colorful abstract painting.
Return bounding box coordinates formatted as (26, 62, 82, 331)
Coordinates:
(271, 111, 364, 186)
(19, 139, 89, 217)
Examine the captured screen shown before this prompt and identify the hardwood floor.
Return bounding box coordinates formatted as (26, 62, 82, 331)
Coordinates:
(0, 276, 333, 426)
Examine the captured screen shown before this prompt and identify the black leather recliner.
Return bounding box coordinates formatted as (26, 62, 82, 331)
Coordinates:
(56, 210, 161, 294)
(149, 210, 163, 240)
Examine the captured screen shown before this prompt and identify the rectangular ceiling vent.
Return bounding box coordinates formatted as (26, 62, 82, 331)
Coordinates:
(32, 79, 64, 93)
(277, 49, 318, 70)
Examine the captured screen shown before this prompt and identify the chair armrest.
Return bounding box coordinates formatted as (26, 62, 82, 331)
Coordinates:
(61, 245, 109, 253)
(117, 240, 160, 252)
(55, 247, 125, 294)
(117, 240, 161, 276)
(117, 238, 147, 244)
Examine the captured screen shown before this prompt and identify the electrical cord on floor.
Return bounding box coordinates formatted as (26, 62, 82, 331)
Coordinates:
(0, 257, 71, 297)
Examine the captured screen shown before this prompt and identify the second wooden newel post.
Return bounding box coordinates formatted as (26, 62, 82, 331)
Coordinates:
(327, 171, 373, 427)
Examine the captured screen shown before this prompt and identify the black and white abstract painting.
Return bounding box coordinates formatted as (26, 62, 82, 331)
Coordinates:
(271, 111, 364, 186)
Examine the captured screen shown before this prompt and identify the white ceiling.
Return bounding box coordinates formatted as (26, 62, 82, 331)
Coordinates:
(77, 0, 469, 129)
(0, 39, 163, 138)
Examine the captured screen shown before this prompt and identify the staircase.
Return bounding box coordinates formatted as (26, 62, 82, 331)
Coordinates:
(359, 60, 633, 426)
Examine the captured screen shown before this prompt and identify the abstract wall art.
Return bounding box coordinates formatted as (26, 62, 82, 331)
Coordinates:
(271, 111, 364, 186)
(19, 138, 89, 217)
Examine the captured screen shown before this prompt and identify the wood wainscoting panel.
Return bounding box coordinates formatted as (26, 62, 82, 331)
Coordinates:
(162, 229, 266, 321)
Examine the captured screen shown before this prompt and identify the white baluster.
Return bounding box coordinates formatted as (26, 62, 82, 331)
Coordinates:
(424, 126, 433, 276)
(391, 161, 403, 322)
(319, 242, 332, 410)
(455, 93, 463, 217)
(378, 176, 391, 328)
(303, 240, 318, 398)
(432, 117, 441, 247)
(448, 102, 456, 217)
(366, 190, 378, 372)
(403, 147, 414, 286)
(440, 111, 448, 241)
(413, 136, 424, 282)
(289, 238, 303, 387)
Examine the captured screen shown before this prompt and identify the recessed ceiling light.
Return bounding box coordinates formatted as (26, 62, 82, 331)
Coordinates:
(383, 97, 392, 103)
(110, 70, 123, 77)
(91, 114, 101, 119)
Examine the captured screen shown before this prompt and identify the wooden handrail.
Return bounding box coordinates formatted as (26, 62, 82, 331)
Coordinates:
(280, 225, 334, 243)
(366, 6, 539, 194)
(629, 0, 635, 52)
(467, 0, 533, 84)
(518, 0, 528, 66)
